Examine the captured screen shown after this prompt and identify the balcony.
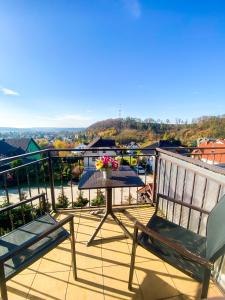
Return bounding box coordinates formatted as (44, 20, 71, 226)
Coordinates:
(1, 147, 225, 299)
(5, 207, 224, 300)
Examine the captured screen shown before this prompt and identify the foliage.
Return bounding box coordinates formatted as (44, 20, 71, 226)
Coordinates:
(10, 159, 23, 168)
(56, 192, 70, 208)
(87, 115, 225, 146)
(53, 139, 73, 157)
(72, 191, 88, 208)
(36, 138, 49, 149)
(120, 156, 137, 166)
(91, 190, 105, 206)
(0, 198, 44, 236)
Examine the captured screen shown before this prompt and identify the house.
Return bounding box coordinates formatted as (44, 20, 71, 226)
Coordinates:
(72, 143, 88, 155)
(197, 137, 216, 146)
(0, 139, 24, 160)
(3, 138, 41, 160)
(192, 139, 225, 165)
(142, 139, 186, 172)
(42, 144, 59, 157)
(83, 137, 117, 168)
(126, 141, 139, 155)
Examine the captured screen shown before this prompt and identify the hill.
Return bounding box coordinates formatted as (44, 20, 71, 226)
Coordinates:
(87, 116, 225, 146)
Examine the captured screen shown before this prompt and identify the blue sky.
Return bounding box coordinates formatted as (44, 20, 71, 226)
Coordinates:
(0, 0, 225, 128)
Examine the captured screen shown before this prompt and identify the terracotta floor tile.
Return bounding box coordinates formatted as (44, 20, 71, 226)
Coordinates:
(66, 267, 104, 300)
(38, 246, 72, 273)
(101, 240, 130, 267)
(76, 242, 103, 269)
(134, 260, 179, 300)
(103, 264, 143, 300)
(7, 273, 36, 300)
(127, 244, 161, 264)
(27, 270, 69, 300)
(164, 263, 202, 298)
(19, 259, 42, 275)
(3, 207, 224, 300)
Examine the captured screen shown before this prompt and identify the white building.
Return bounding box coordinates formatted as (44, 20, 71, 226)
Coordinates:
(72, 143, 88, 155)
(83, 137, 117, 168)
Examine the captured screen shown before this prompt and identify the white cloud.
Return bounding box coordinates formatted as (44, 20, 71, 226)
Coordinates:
(33, 114, 94, 127)
(0, 106, 95, 128)
(122, 0, 141, 19)
(0, 87, 20, 96)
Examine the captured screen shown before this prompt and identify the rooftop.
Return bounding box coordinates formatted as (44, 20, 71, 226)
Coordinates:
(87, 137, 116, 149)
(6, 207, 223, 300)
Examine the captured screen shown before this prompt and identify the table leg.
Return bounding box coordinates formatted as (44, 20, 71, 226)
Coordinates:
(87, 213, 108, 246)
(111, 213, 133, 239)
(87, 187, 132, 246)
(106, 187, 112, 213)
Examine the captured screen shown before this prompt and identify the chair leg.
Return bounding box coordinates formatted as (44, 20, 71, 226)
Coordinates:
(70, 219, 77, 280)
(128, 227, 138, 290)
(0, 264, 8, 300)
(201, 269, 211, 299)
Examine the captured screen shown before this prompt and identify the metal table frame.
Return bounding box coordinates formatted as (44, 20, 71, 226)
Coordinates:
(78, 167, 144, 246)
(87, 187, 133, 245)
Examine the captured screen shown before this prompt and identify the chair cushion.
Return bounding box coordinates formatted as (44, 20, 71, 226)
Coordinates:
(138, 214, 207, 281)
(0, 214, 69, 280)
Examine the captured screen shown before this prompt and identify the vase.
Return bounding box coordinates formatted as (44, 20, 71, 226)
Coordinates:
(102, 169, 112, 180)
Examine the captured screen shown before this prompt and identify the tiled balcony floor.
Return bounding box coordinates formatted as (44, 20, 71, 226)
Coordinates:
(6, 206, 224, 300)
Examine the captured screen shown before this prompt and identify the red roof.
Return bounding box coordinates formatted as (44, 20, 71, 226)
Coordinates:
(192, 140, 225, 163)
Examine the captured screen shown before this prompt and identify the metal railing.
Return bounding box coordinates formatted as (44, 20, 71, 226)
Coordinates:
(1, 145, 225, 291)
(1, 146, 225, 212)
(0, 148, 156, 212)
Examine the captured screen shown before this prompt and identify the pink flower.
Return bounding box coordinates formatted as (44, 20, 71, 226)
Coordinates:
(96, 156, 119, 170)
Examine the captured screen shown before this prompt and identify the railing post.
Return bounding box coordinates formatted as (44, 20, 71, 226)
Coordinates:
(47, 150, 56, 211)
(152, 149, 159, 204)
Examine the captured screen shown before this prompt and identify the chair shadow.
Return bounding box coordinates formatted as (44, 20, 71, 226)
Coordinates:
(130, 268, 196, 300)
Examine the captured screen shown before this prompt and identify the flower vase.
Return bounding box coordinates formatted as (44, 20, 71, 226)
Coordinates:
(102, 169, 112, 180)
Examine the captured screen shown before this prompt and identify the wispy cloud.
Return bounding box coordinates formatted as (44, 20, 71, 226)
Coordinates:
(0, 87, 20, 96)
(122, 0, 141, 19)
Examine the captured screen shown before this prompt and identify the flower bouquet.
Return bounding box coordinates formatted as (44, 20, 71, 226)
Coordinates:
(95, 156, 119, 179)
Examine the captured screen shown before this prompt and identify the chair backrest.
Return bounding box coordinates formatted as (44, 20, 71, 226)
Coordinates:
(206, 194, 225, 261)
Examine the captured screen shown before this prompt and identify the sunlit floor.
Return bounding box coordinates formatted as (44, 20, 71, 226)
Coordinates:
(6, 206, 224, 300)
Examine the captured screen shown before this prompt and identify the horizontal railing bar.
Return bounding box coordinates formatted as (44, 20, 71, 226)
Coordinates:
(50, 154, 156, 160)
(156, 146, 225, 150)
(48, 146, 225, 152)
(0, 193, 46, 213)
(0, 158, 48, 175)
(189, 152, 225, 156)
(48, 147, 157, 152)
(56, 203, 150, 212)
(0, 149, 48, 164)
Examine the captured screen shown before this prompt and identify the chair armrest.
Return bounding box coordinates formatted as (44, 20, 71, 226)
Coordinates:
(135, 221, 213, 270)
(0, 214, 74, 263)
(157, 194, 210, 215)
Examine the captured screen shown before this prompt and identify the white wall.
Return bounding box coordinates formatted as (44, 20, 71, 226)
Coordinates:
(84, 149, 117, 167)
